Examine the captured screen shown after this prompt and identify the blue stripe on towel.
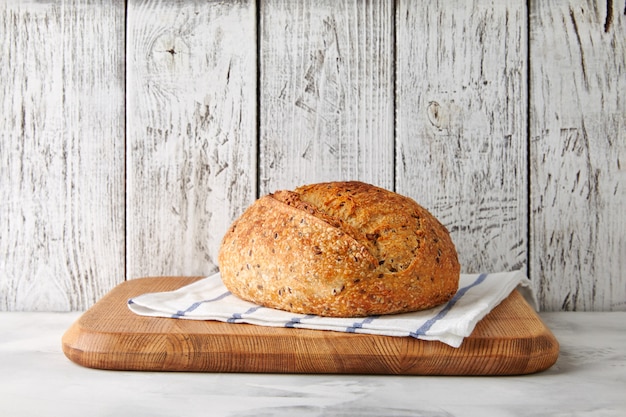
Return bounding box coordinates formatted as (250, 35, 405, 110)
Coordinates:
(227, 306, 262, 323)
(171, 291, 232, 318)
(285, 314, 315, 328)
(410, 273, 488, 337)
(346, 316, 379, 333)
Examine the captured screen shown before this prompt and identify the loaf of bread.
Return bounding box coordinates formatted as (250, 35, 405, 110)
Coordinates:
(218, 181, 460, 317)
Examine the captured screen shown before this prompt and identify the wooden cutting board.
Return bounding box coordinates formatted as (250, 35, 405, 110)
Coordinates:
(62, 276, 559, 375)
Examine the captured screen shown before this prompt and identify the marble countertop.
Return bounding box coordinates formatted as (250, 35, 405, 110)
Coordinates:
(1, 311, 625, 416)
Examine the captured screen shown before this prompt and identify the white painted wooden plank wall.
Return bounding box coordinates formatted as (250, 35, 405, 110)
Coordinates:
(126, 0, 257, 279)
(530, 0, 626, 311)
(396, 0, 528, 278)
(1, 0, 624, 312)
(1, 0, 126, 311)
(259, 0, 395, 193)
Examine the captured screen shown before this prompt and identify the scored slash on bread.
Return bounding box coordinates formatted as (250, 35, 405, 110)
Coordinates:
(218, 181, 460, 317)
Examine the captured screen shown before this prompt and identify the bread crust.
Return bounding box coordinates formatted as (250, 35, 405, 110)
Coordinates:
(218, 181, 460, 317)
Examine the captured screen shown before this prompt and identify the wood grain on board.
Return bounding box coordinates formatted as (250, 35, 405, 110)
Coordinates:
(529, 0, 626, 311)
(62, 276, 559, 375)
(126, 0, 257, 279)
(259, 0, 395, 193)
(0, 1, 126, 311)
(395, 0, 528, 277)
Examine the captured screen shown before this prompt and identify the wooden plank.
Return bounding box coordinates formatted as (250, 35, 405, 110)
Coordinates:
(62, 276, 559, 375)
(395, 0, 528, 276)
(529, 0, 626, 311)
(0, 1, 126, 311)
(259, 0, 395, 194)
(126, 0, 257, 279)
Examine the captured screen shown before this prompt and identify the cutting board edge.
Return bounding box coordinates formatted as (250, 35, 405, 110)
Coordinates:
(61, 320, 559, 375)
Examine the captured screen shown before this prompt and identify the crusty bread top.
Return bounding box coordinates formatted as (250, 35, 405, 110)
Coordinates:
(218, 181, 460, 317)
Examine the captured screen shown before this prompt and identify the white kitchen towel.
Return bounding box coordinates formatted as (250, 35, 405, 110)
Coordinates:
(128, 271, 533, 348)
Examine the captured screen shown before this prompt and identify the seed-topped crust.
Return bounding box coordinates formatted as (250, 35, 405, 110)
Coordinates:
(218, 181, 460, 317)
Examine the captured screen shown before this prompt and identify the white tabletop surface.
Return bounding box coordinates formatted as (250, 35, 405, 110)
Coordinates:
(1, 311, 625, 417)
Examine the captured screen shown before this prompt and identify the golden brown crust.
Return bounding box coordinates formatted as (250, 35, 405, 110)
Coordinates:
(218, 181, 460, 317)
